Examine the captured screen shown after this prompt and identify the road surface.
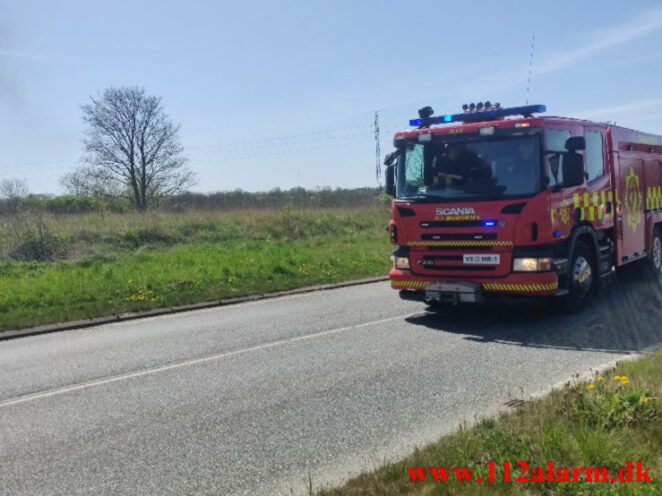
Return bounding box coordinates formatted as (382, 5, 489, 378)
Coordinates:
(1, 272, 661, 495)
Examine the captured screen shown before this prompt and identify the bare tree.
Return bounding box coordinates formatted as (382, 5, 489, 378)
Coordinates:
(0, 178, 29, 214)
(60, 165, 124, 198)
(79, 86, 194, 210)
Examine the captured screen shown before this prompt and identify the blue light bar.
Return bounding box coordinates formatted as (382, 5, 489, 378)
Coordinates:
(409, 104, 546, 127)
(482, 220, 497, 227)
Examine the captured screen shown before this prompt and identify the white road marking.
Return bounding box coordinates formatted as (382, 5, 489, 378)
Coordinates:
(0, 312, 419, 409)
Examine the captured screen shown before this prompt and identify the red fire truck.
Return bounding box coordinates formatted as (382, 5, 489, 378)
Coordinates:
(384, 103, 662, 310)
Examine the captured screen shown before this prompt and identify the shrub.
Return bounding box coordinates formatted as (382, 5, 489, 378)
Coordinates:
(6, 216, 65, 262)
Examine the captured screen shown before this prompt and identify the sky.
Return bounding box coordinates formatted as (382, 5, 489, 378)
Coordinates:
(1, 0, 662, 195)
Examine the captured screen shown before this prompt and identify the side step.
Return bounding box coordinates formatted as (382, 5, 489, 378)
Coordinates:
(598, 239, 615, 288)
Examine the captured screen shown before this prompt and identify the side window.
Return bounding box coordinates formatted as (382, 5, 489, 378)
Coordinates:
(585, 131, 605, 181)
(545, 129, 571, 187)
(396, 144, 424, 196)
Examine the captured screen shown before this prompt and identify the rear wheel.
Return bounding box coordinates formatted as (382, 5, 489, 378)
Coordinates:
(648, 227, 662, 284)
(562, 241, 595, 312)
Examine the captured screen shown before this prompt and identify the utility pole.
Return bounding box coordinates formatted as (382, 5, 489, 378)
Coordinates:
(526, 34, 535, 105)
(374, 111, 381, 184)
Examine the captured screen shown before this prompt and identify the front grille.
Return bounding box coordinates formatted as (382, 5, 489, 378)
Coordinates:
(421, 233, 498, 241)
(420, 220, 484, 228)
(426, 245, 494, 251)
(421, 255, 463, 261)
(420, 265, 497, 271)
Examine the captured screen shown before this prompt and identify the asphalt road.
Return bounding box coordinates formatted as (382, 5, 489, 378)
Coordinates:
(1, 269, 661, 495)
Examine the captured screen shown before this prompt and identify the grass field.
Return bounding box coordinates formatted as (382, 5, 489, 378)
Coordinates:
(0, 206, 391, 331)
(314, 350, 662, 495)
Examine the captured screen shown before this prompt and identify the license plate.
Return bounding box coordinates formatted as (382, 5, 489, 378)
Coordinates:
(463, 254, 500, 265)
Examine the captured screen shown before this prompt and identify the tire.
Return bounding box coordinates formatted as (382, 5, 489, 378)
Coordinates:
(648, 227, 662, 285)
(562, 241, 595, 312)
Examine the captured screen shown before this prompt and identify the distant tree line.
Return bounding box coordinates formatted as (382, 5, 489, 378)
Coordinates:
(0, 186, 385, 216)
(1, 86, 387, 216)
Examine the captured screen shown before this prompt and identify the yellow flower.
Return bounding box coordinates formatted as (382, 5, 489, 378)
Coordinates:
(642, 397, 650, 404)
(586, 384, 596, 390)
(128, 279, 133, 284)
(597, 376, 605, 382)
(613, 376, 622, 380)
(619, 375, 628, 381)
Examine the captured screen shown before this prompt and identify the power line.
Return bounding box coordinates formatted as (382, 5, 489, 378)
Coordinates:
(0, 118, 407, 176)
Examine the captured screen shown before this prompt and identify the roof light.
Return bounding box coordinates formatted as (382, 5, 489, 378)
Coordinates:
(479, 125, 496, 136)
(409, 104, 546, 127)
(418, 132, 432, 142)
(515, 122, 531, 128)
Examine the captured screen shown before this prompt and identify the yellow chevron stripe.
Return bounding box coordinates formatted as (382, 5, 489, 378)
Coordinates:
(391, 280, 427, 288)
(482, 282, 558, 292)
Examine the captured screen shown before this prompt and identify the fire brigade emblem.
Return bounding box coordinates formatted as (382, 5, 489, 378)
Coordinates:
(624, 167, 642, 232)
(559, 201, 571, 224)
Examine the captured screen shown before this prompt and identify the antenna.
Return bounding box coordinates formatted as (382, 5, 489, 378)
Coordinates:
(374, 111, 381, 184)
(526, 34, 535, 105)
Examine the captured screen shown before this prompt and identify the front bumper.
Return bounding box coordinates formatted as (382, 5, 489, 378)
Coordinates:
(390, 268, 559, 298)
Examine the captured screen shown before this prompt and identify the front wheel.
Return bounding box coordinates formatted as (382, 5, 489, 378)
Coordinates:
(561, 241, 595, 312)
(648, 227, 662, 285)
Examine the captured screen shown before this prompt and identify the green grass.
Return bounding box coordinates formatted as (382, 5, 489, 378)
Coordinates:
(314, 350, 662, 495)
(0, 206, 391, 331)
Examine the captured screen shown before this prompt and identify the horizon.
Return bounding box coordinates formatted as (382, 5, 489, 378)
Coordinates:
(1, 0, 662, 195)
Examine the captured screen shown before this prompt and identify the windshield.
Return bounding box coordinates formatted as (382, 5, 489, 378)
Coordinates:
(395, 135, 542, 201)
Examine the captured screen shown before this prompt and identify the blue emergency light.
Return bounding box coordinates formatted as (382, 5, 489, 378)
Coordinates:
(410, 104, 546, 127)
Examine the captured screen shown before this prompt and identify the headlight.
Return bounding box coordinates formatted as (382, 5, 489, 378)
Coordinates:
(513, 257, 552, 272)
(391, 256, 410, 270)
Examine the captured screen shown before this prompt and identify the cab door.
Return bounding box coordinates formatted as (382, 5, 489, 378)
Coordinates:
(545, 125, 583, 237)
(616, 155, 646, 259)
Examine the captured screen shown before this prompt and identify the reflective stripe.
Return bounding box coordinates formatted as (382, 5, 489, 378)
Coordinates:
(393, 280, 558, 292)
(407, 240, 513, 247)
(483, 282, 558, 292)
(391, 280, 427, 288)
(646, 186, 662, 210)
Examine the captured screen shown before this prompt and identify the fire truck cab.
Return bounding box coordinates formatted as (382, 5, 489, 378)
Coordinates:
(385, 103, 662, 310)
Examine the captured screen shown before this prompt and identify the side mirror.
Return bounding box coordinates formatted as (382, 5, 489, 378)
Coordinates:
(562, 152, 585, 187)
(565, 136, 586, 151)
(384, 151, 398, 197)
(383, 151, 398, 167)
(385, 166, 395, 197)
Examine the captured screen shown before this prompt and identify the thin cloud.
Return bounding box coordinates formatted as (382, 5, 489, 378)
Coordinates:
(462, 8, 662, 98)
(0, 49, 49, 61)
(537, 8, 662, 75)
(574, 97, 662, 120)
(596, 53, 662, 72)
